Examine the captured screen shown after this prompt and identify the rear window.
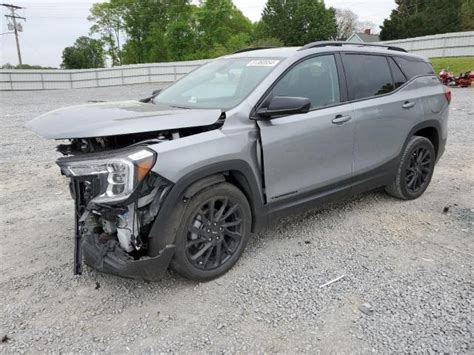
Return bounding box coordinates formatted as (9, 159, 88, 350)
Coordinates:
(388, 57, 407, 88)
(342, 54, 395, 100)
(394, 57, 434, 79)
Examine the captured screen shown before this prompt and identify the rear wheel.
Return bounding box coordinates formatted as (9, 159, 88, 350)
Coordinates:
(170, 182, 251, 281)
(385, 136, 435, 200)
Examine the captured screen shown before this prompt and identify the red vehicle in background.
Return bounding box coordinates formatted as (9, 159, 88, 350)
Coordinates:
(439, 69, 473, 87)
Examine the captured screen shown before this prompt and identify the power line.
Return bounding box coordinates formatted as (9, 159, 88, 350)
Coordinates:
(1, 3, 26, 65)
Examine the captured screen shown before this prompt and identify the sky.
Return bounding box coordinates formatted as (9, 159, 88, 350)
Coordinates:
(0, 0, 397, 67)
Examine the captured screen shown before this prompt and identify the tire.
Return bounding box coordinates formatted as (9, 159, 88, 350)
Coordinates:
(385, 136, 436, 200)
(170, 182, 252, 281)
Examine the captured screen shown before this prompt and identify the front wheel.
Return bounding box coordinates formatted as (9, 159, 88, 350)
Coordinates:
(385, 136, 436, 200)
(170, 182, 252, 281)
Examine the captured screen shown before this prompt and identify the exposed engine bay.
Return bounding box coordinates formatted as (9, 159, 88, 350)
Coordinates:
(57, 114, 225, 155)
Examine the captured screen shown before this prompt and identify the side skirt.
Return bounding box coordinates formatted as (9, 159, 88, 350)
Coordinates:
(261, 158, 398, 225)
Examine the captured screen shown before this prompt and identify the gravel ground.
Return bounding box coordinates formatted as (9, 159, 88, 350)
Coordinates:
(0, 84, 473, 353)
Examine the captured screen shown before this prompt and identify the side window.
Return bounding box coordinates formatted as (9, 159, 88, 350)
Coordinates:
(271, 55, 340, 109)
(394, 57, 434, 79)
(388, 57, 407, 88)
(343, 54, 394, 100)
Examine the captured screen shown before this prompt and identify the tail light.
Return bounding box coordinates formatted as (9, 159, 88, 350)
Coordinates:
(443, 86, 451, 104)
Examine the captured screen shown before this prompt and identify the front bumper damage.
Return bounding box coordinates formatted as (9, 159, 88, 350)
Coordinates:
(82, 232, 175, 281)
(68, 170, 175, 281)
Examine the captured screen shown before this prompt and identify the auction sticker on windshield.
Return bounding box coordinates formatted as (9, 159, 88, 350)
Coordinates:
(246, 60, 280, 67)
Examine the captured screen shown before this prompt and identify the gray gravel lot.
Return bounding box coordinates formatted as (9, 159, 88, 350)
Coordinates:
(0, 84, 473, 353)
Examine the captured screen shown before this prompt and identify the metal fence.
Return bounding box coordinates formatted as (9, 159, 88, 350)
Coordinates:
(381, 31, 474, 58)
(1, 31, 473, 91)
(0, 59, 210, 91)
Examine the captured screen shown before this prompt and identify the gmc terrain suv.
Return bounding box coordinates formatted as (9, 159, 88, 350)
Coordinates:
(29, 42, 450, 281)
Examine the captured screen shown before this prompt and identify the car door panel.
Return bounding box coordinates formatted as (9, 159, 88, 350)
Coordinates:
(351, 84, 423, 174)
(341, 53, 424, 175)
(256, 54, 354, 202)
(258, 105, 354, 201)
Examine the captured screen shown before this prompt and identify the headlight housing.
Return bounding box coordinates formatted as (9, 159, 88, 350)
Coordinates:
(58, 148, 156, 204)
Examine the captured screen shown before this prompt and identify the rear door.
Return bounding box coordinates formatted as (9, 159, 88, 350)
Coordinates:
(257, 54, 355, 202)
(341, 53, 424, 175)
(394, 56, 446, 124)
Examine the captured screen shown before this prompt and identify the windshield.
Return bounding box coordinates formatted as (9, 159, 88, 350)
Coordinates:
(153, 57, 282, 110)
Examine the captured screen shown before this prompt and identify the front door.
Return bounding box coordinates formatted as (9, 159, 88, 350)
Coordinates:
(257, 54, 354, 202)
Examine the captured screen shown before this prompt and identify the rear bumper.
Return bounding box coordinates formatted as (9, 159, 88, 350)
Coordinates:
(82, 233, 175, 281)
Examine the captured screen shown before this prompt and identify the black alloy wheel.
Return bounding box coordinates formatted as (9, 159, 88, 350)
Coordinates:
(186, 198, 243, 270)
(385, 135, 436, 200)
(405, 146, 432, 194)
(170, 182, 251, 281)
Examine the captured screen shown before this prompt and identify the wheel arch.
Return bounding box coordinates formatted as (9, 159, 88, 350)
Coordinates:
(404, 120, 441, 159)
(413, 126, 440, 158)
(148, 160, 266, 254)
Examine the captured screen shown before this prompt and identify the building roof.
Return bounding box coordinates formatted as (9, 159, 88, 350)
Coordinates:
(348, 32, 381, 43)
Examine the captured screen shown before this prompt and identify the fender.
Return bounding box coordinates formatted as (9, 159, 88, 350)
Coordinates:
(183, 174, 226, 200)
(401, 119, 443, 160)
(148, 160, 266, 255)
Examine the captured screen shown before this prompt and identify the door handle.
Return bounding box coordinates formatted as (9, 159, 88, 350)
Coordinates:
(402, 101, 416, 109)
(332, 115, 352, 124)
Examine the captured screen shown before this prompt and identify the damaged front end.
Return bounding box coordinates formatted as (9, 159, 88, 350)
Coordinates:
(58, 144, 174, 281)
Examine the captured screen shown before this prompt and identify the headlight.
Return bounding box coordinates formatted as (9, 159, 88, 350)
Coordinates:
(59, 148, 156, 203)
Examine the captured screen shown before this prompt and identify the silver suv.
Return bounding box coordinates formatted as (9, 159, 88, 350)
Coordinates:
(29, 42, 450, 281)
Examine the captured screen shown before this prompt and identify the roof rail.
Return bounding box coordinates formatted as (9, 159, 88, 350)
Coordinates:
(233, 46, 275, 54)
(299, 41, 407, 53)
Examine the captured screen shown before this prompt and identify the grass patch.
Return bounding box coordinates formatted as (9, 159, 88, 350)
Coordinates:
(430, 57, 473, 75)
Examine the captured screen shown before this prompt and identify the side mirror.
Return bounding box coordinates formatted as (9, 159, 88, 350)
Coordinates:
(139, 89, 162, 103)
(256, 96, 311, 119)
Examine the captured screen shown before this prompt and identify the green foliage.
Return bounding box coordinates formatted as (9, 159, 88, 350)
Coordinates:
(380, 0, 474, 40)
(86, 0, 256, 64)
(430, 57, 474, 75)
(460, 0, 474, 30)
(82, 0, 340, 65)
(61, 36, 106, 69)
(1, 63, 56, 69)
(258, 0, 337, 46)
(88, 1, 125, 66)
(250, 37, 284, 48)
(196, 0, 253, 55)
(165, 10, 198, 61)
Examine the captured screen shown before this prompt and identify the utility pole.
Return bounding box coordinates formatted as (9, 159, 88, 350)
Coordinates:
(1, 3, 26, 65)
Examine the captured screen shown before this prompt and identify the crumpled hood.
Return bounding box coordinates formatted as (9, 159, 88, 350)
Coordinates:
(27, 100, 222, 139)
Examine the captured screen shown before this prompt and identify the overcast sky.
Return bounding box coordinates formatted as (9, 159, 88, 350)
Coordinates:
(0, 0, 397, 67)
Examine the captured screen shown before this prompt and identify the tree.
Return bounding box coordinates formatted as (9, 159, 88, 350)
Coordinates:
(85, 0, 256, 63)
(165, 5, 198, 60)
(250, 37, 284, 48)
(61, 36, 105, 69)
(195, 0, 253, 57)
(1, 63, 56, 69)
(260, 0, 337, 46)
(88, 1, 126, 66)
(460, 0, 474, 31)
(380, 0, 473, 40)
(335, 8, 358, 40)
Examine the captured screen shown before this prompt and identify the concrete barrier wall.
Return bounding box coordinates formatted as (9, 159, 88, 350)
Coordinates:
(381, 31, 474, 59)
(0, 59, 210, 91)
(1, 31, 472, 91)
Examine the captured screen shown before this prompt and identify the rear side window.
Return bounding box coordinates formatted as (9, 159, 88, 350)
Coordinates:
(342, 54, 394, 100)
(388, 57, 407, 88)
(394, 57, 434, 79)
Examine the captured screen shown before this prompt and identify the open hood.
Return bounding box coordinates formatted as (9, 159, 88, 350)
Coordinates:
(27, 100, 222, 139)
